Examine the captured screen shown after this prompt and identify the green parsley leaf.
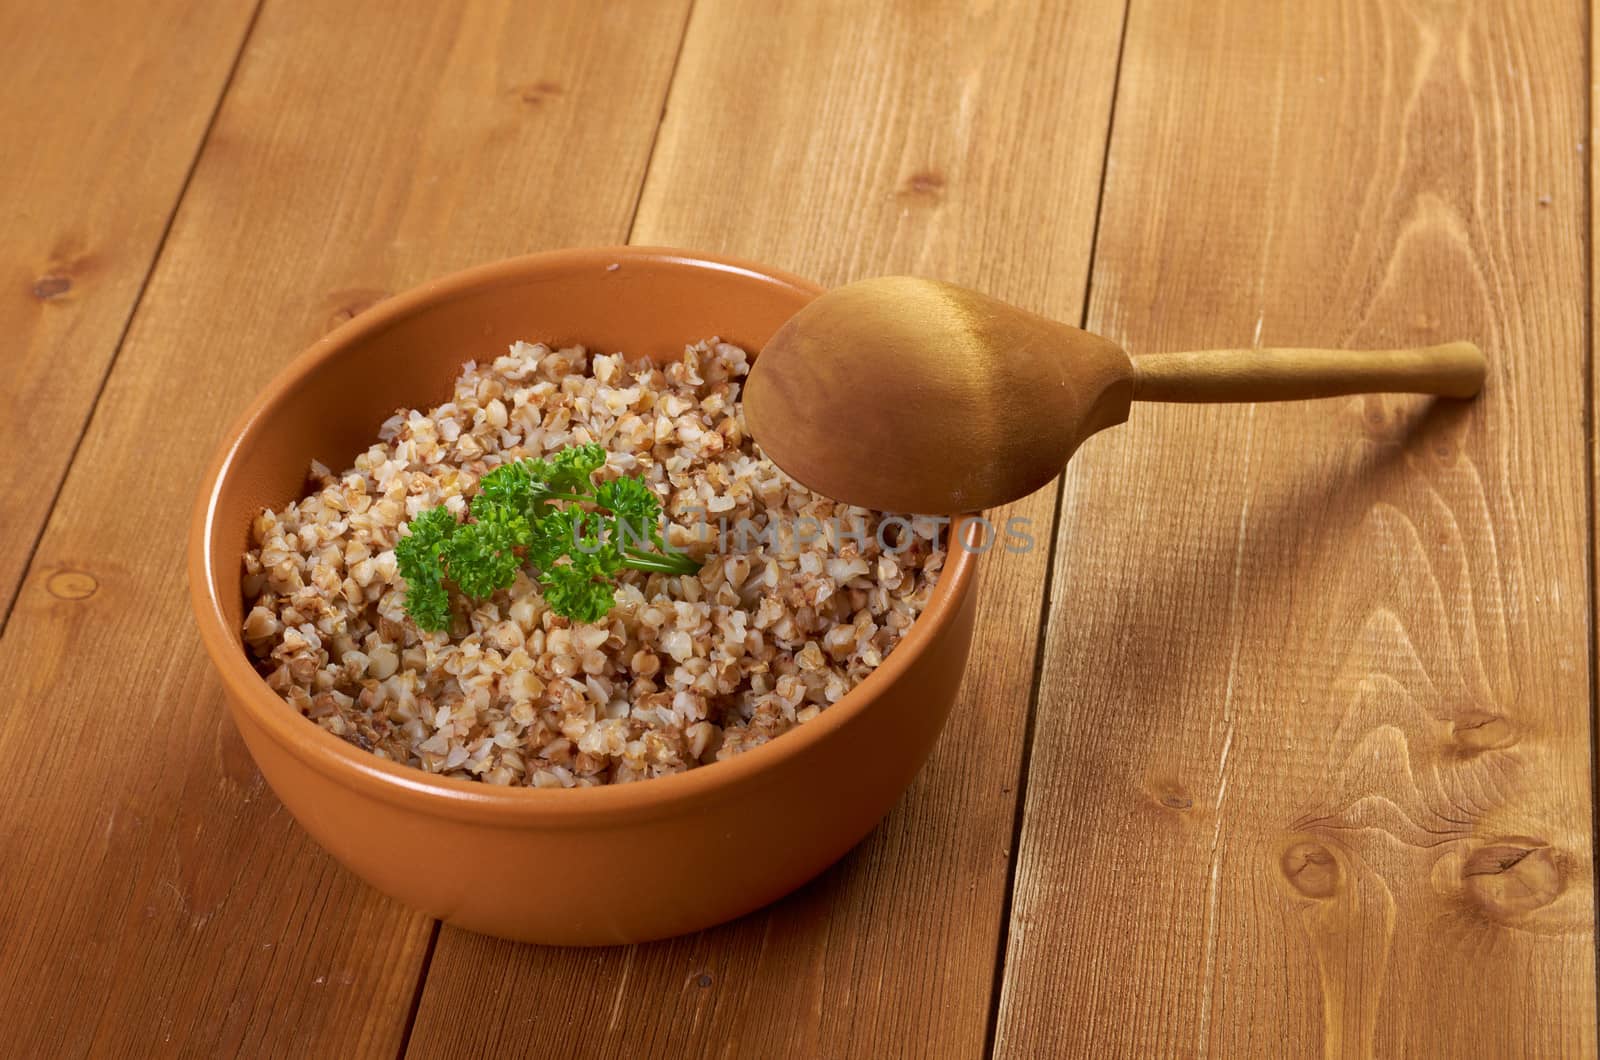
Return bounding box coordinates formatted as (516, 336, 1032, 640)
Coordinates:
(443, 504, 530, 598)
(544, 443, 607, 494)
(538, 556, 616, 625)
(397, 444, 700, 628)
(593, 474, 661, 551)
(395, 506, 459, 632)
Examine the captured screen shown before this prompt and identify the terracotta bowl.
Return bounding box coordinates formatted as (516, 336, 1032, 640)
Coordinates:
(188, 246, 980, 945)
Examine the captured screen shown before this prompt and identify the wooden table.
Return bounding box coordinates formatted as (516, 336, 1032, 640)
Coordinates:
(5, 1, 1595, 1056)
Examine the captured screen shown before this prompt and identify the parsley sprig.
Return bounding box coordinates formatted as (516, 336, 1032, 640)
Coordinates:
(394, 444, 700, 630)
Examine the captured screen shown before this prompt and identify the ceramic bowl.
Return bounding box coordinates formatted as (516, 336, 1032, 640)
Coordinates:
(188, 246, 979, 945)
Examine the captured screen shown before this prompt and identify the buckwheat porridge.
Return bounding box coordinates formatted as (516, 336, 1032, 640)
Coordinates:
(241, 339, 944, 786)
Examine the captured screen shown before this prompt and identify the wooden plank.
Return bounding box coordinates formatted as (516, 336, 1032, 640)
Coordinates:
(0, 0, 258, 619)
(997, 1, 1596, 1056)
(0, 1, 690, 1054)
(404, 2, 1126, 1057)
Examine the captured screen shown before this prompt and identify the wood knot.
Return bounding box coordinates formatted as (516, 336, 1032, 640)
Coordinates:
(46, 569, 97, 600)
(692, 971, 713, 988)
(1463, 843, 1562, 916)
(1280, 841, 1340, 899)
(897, 169, 946, 201)
(515, 80, 564, 105)
(1145, 781, 1196, 813)
(1450, 710, 1517, 753)
(1360, 395, 1388, 432)
(1149, 782, 1192, 811)
(32, 274, 72, 300)
(325, 288, 389, 331)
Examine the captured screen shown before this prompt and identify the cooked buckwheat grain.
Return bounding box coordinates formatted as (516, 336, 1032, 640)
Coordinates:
(242, 340, 943, 786)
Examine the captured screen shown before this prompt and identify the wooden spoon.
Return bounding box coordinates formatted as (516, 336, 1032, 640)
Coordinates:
(742, 276, 1485, 513)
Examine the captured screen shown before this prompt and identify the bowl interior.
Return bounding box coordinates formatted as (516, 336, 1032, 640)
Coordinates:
(205, 249, 822, 635)
(194, 247, 980, 823)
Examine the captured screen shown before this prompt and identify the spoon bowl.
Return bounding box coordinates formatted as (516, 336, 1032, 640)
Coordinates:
(745, 277, 1132, 513)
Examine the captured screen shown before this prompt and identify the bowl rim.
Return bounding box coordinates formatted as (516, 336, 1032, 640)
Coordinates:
(187, 245, 979, 828)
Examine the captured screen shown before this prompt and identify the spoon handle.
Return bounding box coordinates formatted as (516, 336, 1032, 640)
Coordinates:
(1129, 341, 1485, 403)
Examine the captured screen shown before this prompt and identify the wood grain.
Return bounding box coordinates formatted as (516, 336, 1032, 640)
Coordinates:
(0, 1, 689, 1054)
(996, 1, 1596, 1057)
(0, 0, 258, 620)
(404, 1, 1127, 1056)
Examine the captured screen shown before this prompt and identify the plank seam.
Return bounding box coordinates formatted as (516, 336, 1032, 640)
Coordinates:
(624, 0, 699, 243)
(980, 0, 1135, 1055)
(1586, 0, 1600, 1037)
(0, 0, 267, 638)
(396, 919, 441, 1059)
